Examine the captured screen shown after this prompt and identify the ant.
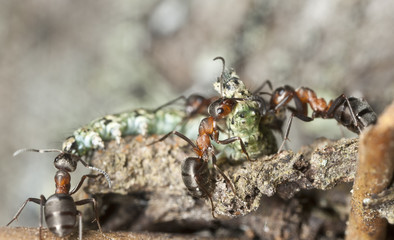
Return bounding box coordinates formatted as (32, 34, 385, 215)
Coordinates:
(7, 149, 110, 239)
(12, 148, 112, 187)
(250, 80, 287, 137)
(263, 84, 377, 152)
(148, 57, 252, 217)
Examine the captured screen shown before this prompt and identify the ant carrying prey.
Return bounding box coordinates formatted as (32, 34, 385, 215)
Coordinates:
(148, 57, 253, 217)
(7, 149, 110, 239)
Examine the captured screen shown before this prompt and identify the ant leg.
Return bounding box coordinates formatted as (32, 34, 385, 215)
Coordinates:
(277, 113, 294, 153)
(76, 211, 83, 240)
(277, 110, 313, 153)
(287, 107, 314, 122)
(273, 93, 293, 111)
(6, 197, 43, 226)
(39, 195, 46, 239)
(213, 164, 238, 198)
(70, 174, 104, 195)
(253, 80, 273, 94)
(216, 136, 252, 161)
(292, 95, 308, 116)
(194, 175, 217, 219)
(190, 159, 217, 219)
(147, 130, 198, 149)
(75, 198, 103, 234)
(206, 193, 216, 219)
(153, 96, 187, 113)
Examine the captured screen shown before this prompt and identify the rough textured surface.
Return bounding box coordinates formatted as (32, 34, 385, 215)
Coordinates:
(0, 227, 236, 240)
(6, 134, 394, 239)
(76, 135, 361, 239)
(87, 136, 358, 218)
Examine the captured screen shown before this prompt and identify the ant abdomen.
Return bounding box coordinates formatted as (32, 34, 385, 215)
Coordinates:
(45, 194, 78, 237)
(181, 157, 215, 199)
(334, 96, 377, 133)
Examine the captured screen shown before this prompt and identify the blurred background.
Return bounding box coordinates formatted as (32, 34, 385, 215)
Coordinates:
(0, 0, 393, 227)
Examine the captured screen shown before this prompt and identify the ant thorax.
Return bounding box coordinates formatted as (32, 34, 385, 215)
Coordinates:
(213, 68, 277, 161)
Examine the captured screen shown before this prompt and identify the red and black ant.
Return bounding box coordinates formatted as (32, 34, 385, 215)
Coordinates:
(7, 149, 110, 239)
(148, 57, 252, 217)
(261, 84, 377, 152)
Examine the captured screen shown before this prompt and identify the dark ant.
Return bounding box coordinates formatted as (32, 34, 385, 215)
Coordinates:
(7, 149, 109, 239)
(265, 84, 377, 152)
(251, 80, 287, 137)
(148, 57, 252, 217)
(12, 148, 112, 187)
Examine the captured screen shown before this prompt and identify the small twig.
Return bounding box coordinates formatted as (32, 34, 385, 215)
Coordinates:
(346, 101, 394, 240)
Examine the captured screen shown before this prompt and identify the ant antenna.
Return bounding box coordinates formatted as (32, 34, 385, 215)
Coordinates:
(78, 159, 113, 188)
(213, 56, 226, 97)
(13, 148, 62, 157)
(13, 148, 112, 188)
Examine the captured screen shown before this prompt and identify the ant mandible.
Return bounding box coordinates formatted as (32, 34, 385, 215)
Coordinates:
(265, 84, 377, 152)
(7, 149, 109, 239)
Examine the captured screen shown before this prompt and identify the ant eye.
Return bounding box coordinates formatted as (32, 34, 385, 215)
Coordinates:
(217, 108, 224, 115)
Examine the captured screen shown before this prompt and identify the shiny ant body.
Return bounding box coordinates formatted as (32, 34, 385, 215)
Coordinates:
(7, 149, 110, 239)
(259, 83, 377, 152)
(148, 57, 252, 217)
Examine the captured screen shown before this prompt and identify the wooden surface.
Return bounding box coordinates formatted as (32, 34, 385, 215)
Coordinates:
(0, 227, 237, 240)
(346, 101, 394, 240)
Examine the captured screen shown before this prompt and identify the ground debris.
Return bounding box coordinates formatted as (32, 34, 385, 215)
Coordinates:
(0, 227, 235, 240)
(85, 136, 358, 222)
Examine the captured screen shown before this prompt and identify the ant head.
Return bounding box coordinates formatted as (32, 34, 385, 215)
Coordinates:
(271, 85, 295, 106)
(208, 98, 238, 119)
(13, 148, 112, 188)
(54, 152, 78, 172)
(13, 148, 79, 172)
